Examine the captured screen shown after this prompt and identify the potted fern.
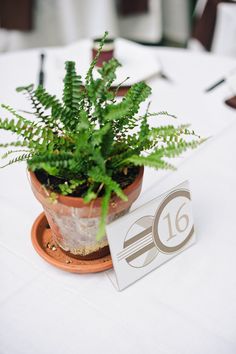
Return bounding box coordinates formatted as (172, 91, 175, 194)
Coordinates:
(0, 32, 202, 261)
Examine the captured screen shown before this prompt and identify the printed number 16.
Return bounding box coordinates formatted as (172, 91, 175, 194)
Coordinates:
(163, 203, 189, 242)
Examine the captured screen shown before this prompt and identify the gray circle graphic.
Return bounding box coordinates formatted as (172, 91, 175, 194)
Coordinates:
(153, 189, 194, 254)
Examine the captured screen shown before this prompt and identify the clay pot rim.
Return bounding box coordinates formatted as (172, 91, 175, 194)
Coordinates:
(29, 167, 144, 208)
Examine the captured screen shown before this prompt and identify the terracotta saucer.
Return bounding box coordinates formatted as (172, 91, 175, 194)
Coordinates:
(31, 213, 113, 273)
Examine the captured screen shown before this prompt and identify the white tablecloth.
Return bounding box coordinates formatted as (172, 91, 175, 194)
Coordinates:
(0, 42, 236, 354)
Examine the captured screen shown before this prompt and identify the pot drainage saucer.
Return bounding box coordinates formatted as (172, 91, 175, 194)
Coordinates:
(31, 213, 113, 273)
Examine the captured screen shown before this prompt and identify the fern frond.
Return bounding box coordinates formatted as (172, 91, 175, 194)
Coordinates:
(98, 58, 121, 90)
(16, 84, 34, 93)
(34, 85, 77, 130)
(96, 186, 111, 240)
(103, 100, 131, 122)
(124, 82, 151, 115)
(34, 85, 63, 114)
(28, 152, 74, 171)
(91, 123, 111, 146)
(89, 167, 128, 201)
(151, 139, 203, 159)
(0, 153, 31, 168)
(1, 104, 36, 127)
(137, 111, 177, 120)
(83, 187, 97, 203)
(58, 179, 85, 195)
(0, 140, 27, 148)
(16, 84, 53, 128)
(123, 155, 176, 171)
(0, 116, 37, 143)
(1, 149, 29, 159)
(85, 31, 108, 86)
(138, 102, 151, 150)
(63, 61, 83, 112)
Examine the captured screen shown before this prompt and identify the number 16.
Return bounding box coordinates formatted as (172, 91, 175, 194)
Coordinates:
(163, 203, 189, 242)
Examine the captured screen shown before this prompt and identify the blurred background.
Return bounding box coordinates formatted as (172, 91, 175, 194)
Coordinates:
(0, 0, 236, 57)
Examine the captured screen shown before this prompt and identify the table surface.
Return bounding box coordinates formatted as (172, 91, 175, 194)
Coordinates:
(0, 42, 236, 354)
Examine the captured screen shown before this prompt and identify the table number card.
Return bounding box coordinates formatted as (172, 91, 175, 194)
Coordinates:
(106, 181, 195, 290)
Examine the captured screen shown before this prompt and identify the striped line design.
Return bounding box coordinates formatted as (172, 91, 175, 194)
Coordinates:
(117, 218, 156, 263)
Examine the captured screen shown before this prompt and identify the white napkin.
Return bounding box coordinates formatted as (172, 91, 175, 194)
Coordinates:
(47, 38, 161, 87)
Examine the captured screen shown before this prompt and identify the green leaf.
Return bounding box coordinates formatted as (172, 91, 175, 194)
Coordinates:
(103, 101, 131, 121)
(89, 166, 128, 201)
(85, 31, 108, 86)
(0, 153, 31, 168)
(96, 187, 111, 241)
(124, 155, 176, 171)
(16, 84, 34, 93)
(123, 82, 151, 115)
(58, 179, 85, 195)
(63, 61, 83, 112)
(83, 189, 97, 203)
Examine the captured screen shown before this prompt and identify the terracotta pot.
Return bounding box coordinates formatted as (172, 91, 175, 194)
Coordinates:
(92, 38, 115, 67)
(29, 168, 144, 260)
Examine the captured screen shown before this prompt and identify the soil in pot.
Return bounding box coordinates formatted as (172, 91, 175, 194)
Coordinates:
(35, 166, 140, 198)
